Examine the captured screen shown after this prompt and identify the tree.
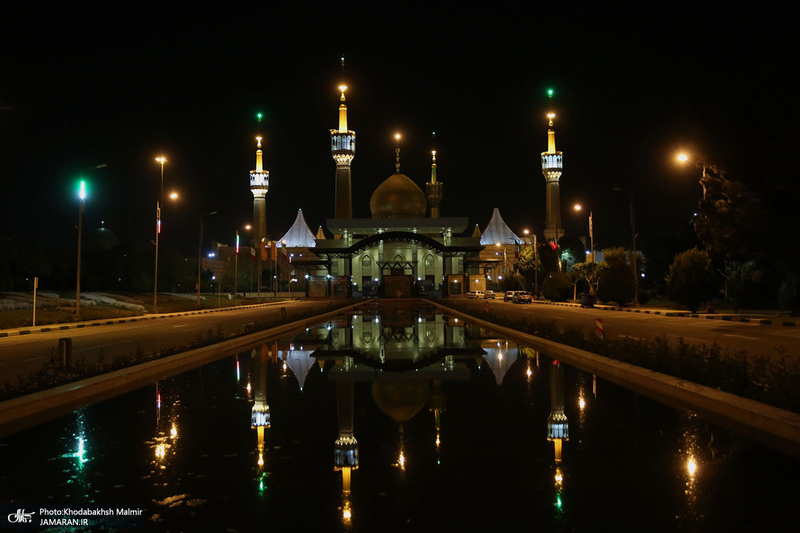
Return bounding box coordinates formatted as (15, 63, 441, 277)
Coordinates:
(720, 261, 755, 313)
(597, 247, 636, 306)
(666, 248, 718, 313)
(572, 261, 607, 296)
(694, 166, 764, 262)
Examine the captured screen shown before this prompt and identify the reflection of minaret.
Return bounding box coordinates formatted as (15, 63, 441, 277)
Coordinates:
(547, 360, 569, 462)
(541, 113, 564, 245)
(547, 360, 568, 511)
(331, 85, 355, 219)
(426, 139, 443, 217)
(251, 349, 270, 468)
(429, 380, 446, 465)
(335, 381, 358, 524)
(250, 136, 270, 246)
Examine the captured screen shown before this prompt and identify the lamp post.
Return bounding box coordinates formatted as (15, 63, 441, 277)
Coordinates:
(234, 230, 241, 307)
(76, 180, 87, 320)
(612, 187, 639, 305)
(574, 205, 594, 263)
(197, 211, 218, 309)
(73, 164, 107, 320)
(154, 156, 166, 313)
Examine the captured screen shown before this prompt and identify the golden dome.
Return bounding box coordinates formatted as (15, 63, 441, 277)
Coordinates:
(369, 172, 427, 218)
(372, 381, 430, 422)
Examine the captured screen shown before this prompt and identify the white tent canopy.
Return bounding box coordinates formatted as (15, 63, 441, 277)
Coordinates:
(480, 208, 523, 245)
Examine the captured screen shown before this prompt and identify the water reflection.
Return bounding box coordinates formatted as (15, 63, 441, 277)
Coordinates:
(5, 302, 797, 531)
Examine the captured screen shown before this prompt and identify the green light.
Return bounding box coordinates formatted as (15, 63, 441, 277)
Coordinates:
(547, 88, 554, 98)
(257, 112, 263, 122)
(556, 494, 562, 509)
(78, 180, 87, 200)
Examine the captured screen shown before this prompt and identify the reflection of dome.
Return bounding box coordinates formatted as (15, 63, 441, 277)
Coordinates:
(372, 381, 430, 422)
(369, 173, 427, 218)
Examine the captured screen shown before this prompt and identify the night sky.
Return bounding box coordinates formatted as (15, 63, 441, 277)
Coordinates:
(1, 1, 794, 260)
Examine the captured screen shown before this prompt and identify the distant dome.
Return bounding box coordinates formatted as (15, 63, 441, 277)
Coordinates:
(369, 172, 427, 218)
(87, 226, 119, 251)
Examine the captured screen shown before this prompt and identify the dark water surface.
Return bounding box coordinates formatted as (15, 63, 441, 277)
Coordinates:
(2, 301, 798, 532)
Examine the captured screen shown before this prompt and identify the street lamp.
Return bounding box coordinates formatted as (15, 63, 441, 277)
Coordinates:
(76, 180, 87, 320)
(676, 152, 714, 197)
(574, 204, 594, 262)
(74, 164, 107, 320)
(197, 210, 218, 309)
(153, 156, 167, 314)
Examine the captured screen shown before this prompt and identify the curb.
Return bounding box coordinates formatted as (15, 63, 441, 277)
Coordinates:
(0, 300, 300, 338)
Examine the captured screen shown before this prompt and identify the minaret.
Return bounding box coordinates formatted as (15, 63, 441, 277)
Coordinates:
(250, 136, 269, 254)
(426, 145, 443, 218)
(331, 85, 355, 219)
(541, 113, 564, 245)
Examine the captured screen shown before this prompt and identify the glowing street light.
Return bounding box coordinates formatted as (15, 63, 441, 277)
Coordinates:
(73, 164, 107, 320)
(153, 156, 167, 314)
(75, 180, 87, 320)
(574, 204, 595, 263)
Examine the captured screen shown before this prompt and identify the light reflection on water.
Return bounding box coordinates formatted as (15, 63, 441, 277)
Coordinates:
(2, 302, 799, 531)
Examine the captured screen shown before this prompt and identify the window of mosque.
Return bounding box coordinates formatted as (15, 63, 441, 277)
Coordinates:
(424, 255, 434, 267)
(361, 331, 373, 344)
(393, 254, 404, 263)
(362, 255, 372, 267)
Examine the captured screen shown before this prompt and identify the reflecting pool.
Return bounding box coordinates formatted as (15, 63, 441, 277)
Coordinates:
(2, 301, 799, 532)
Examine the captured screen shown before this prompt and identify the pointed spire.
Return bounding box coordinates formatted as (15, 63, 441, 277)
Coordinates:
(471, 224, 481, 238)
(430, 131, 437, 183)
(255, 136, 264, 172)
(547, 113, 557, 153)
(316, 226, 326, 240)
(338, 85, 348, 132)
(394, 133, 401, 173)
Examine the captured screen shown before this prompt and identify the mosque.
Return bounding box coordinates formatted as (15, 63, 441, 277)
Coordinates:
(250, 85, 565, 298)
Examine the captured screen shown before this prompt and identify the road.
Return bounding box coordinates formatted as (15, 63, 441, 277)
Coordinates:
(0, 300, 329, 383)
(456, 299, 800, 361)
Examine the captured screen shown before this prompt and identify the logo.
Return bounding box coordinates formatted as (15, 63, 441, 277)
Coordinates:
(7, 509, 35, 523)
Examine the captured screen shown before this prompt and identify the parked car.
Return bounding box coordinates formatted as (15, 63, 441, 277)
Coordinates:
(503, 291, 517, 302)
(513, 291, 533, 304)
(467, 290, 485, 299)
(484, 290, 496, 299)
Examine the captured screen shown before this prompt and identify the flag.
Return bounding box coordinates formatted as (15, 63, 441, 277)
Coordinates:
(270, 241, 277, 260)
(250, 247, 256, 260)
(261, 240, 268, 261)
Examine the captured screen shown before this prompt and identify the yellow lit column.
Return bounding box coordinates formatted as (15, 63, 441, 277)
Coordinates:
(331, 85, 356, 219)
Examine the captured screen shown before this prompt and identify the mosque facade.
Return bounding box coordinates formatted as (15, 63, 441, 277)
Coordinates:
(265, 85, 561, 298)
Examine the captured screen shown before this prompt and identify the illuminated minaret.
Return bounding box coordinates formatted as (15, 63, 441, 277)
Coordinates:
(541, 113, 564, 245)
(426, 134, 443, 218)
(250, 136, 269, 251)
(331, 85, 356, 219)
